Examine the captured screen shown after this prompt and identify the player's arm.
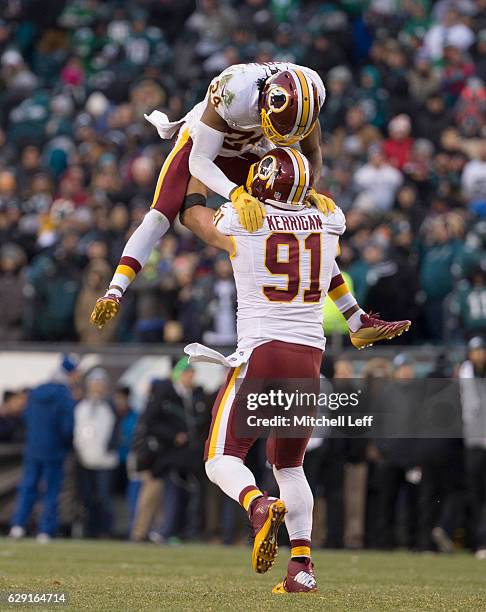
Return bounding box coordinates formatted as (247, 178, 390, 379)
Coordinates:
(188, 101, 237, 200)
(300, 121, 323, 184)
(188, 98, 265, 233)
(300, 122, 336, 216)
(184, 204, 234, 255)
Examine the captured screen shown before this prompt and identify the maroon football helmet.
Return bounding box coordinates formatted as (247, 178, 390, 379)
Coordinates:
(259, 69, 322, 146)
(246, 147, 313, 211)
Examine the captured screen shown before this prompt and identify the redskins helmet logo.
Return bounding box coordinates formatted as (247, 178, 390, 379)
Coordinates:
(267, 85, 290, 114)
(247, 147, 313, 211)
(256, 155, 278, 187)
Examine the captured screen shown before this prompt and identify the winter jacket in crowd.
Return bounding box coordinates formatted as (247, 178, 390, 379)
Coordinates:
(74, 398, 119, 469)
(23, 382, 75, 461)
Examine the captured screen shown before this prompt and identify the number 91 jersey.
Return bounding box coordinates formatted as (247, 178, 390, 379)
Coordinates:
(214, 202, 346, 351)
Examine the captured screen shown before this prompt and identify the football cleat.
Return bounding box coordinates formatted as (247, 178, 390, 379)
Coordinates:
(273, 558, 318, 594)
(90, 294, 121, 328)
(349, 312, 411, 350)
(249, 494, 287, 574)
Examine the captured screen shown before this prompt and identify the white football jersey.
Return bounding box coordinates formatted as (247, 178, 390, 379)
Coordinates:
(214, 202, 345, 352)
(183, 62, 326, 158)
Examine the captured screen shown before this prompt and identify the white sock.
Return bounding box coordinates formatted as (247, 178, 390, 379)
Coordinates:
(272, 465, 313, 541)
(347, 308, 366, 333)
(205, 455, 257, 503)
(109, 209, 170, 293)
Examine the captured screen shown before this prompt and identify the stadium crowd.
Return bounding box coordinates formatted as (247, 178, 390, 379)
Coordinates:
(1, 348, 486, 558)
(0, 0, 485, 345)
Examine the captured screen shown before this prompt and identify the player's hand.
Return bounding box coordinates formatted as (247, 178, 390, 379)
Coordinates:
(90, 294, 121, 329)
(306, 188, 336, 215)
(230, 185, 266, 233)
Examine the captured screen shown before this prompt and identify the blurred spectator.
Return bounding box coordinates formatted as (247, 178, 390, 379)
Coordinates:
(140, 358, 207, 542)
(334, 357, 368, 550)
(424, 8, 475, 60)
(408, 49, 441, 103)
(305, 357, 345, 549)
(129, 396, 164, 543)
(350, 238, 418, 327)
(459, 336, 486, 559)
(9, 355, 78, 541)
(27, 231, 84, 341)
(0, 389, 27, 443)
(74, 368, 118, 538)
(0, 243, 27, 340)
(418, 215, 465, 340)
(453, 265, 486, 338)
(113, 386, 137, 471)
(354, 144, 403, 212)
(186, 0, 238, 57)
(113, 386, 138, 532)
(417, 354, 464, 553)
(461, 140, 486, 213)
(202, 258, 236, 345)
(441, 44, 476, 107)
(383, 115, 414, 170)
(365, 355, 420, 550)
(330, 104, 382, 161)
(415, 92, 452, 146)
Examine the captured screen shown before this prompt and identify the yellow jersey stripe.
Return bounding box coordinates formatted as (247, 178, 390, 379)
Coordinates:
(151, 129, 191, 208)
(207, 366, 241, 459)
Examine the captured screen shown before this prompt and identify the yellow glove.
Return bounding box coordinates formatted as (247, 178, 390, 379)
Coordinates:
(306, 188, 336, 215)
(230, 185, 266, 233)
(90, 294, 121, 329)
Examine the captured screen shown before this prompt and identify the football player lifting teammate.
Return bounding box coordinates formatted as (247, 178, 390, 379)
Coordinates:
(183, 146, 410, 593)
(91, 62, 410, 348)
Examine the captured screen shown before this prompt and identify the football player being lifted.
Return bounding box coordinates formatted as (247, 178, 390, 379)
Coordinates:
(183, 147, 409, 593)
(91, 62, 410, 347)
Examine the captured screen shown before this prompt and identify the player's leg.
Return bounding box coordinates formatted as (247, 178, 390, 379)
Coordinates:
(249, 340, 321, 593)
(10, 458, 42, 537)
(38, 459, 64, 538)
(111, 130, 194, 292)
(329, 262, 411, 349)
(204, 366, 263, 509)
(204, 362, 286, 574)
(270, 444, 317, 594)
(91, 130, 198, 327)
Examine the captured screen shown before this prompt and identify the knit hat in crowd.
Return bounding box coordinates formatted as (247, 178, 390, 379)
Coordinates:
(172, 356, 193, 382)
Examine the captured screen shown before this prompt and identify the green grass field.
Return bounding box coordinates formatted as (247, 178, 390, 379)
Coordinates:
(0, 539, 485, 611)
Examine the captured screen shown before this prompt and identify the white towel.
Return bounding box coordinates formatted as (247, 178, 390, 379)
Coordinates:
(184, 342, 253, 368)
(144, 110, 185, 140)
